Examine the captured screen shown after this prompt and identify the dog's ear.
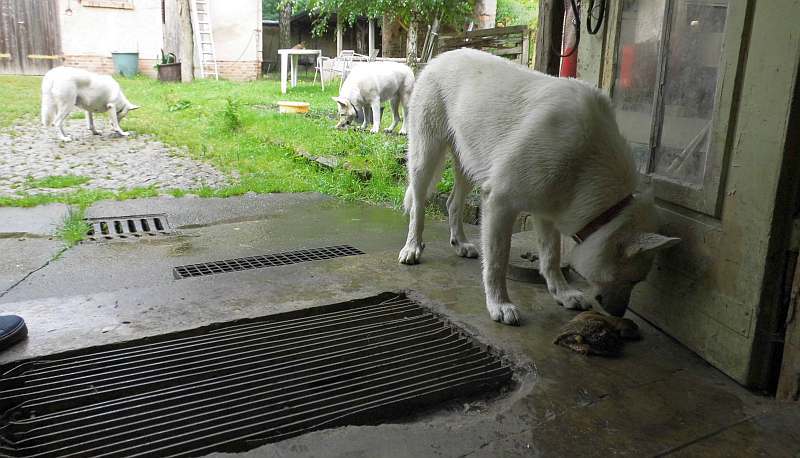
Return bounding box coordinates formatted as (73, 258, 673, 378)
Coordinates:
(128, 104, 140, 111)
(331, 96, 347, 107)
(624, 233, 680, 258)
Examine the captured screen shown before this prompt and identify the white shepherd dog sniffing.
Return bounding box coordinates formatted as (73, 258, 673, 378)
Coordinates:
(333, 61, 414, 134)
(399, 49, 679, 324)
(41, 66, 139, 141)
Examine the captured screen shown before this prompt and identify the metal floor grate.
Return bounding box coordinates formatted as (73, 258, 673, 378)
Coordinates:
(173, 245, 365, 279)
(85, 214, 174, 241)
(0, 293, 512, 458)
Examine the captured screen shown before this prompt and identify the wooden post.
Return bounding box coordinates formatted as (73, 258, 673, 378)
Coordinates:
(279, 1, 292, 49)
(368, 19, 375, 56)
(336, 18, 343, 56)
(178, 0, 194, 82)
(534, 0, 564, 76)
(406, 16, 419, 67)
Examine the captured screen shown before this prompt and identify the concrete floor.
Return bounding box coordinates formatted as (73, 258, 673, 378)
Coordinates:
(1, 193, 799, 457)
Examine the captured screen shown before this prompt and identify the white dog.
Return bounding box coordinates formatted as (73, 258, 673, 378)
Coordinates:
(399, 49, 679, 324)
(333, 61, 414, 134)
(41, 66, 139, 141)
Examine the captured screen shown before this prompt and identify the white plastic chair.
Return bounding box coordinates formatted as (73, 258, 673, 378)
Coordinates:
(313, 55, 330, 90)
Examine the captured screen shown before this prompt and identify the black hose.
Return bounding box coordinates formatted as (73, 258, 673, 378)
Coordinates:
(586, 0, 607, 35)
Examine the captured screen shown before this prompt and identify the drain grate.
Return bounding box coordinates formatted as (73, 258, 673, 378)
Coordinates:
(85, 214, 174, 241)
(0, 293, 512, 457)
(173, 245, 365, 279)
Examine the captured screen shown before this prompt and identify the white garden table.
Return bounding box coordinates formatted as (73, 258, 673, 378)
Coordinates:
(278, 49, 323, 94)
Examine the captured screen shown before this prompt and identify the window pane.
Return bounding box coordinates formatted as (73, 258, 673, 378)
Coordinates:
(653, 1, 728, 185)
(611, 0, 666, 172)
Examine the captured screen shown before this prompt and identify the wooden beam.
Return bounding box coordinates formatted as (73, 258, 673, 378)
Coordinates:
(178, 0, 194, 82)
(368, 19, 375, 56)
(336, 20, 343, 56)
(778, 249, 800, 400)
(27, 54, 61, 60)
(534, 0, 564, 75)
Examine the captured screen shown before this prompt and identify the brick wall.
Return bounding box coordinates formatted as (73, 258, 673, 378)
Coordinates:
(62, 56, 260, 81)
(62, 55, 158, 78)
(215, 61, 260, 81)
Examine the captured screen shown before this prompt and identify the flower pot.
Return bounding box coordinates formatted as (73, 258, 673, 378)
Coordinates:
(157, 62, 182, 82)
(111, 52, 139, 77)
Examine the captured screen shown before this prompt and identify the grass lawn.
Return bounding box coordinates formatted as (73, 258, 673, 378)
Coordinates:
(0, 73, 442, 209)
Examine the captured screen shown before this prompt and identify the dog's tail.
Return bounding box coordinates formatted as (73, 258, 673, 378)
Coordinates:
(41, 74, 55, 127)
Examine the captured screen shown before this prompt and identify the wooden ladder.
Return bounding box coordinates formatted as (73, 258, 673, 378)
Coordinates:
(191, 0, 219, 79)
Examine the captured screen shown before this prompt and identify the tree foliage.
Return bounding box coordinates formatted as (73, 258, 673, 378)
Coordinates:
(262, 0, 281, 20)
(496, 0, 538, 30)
(289, 0, 475, 36)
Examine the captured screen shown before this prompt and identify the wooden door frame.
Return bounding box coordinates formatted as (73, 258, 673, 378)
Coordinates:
(776, 65, 800, 400)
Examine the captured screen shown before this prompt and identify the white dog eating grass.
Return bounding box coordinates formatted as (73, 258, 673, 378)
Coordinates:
(399, 49, 679, 324)
(333, 61, 414, 134)
(41, 66, 139, 141)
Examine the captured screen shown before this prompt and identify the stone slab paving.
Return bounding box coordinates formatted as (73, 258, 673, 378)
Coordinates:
(0, 120, 234, 197)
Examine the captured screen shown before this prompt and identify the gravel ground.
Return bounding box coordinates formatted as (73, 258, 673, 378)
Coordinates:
(0, 120, 234, 197)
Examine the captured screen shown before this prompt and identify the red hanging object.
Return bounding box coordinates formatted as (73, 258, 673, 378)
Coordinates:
(560, 47, 578, 77)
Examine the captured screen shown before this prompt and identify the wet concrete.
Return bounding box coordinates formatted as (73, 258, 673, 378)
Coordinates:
(0, 203, 69, 236)
(1, 193, 799, 457)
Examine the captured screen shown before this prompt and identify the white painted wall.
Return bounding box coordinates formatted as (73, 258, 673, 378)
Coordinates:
(210, 0, 261, 62)
(58, 0, 163, 60)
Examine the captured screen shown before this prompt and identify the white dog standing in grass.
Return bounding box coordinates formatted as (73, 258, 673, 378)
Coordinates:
(333, 61, 414, 134)
(399, 49, 680, 324)
(41, 66, 139, 141)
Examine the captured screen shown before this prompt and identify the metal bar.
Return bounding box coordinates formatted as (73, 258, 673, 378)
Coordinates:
(11, 343, 482, 452)
(15, 295, 415, 375)
(0, 294, 511, 457)
(4, 315, 442, 403)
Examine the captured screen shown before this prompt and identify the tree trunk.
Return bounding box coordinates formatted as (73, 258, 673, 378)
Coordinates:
(381, 15, 404, 58)
(406, 17, 419, 67)
(474, 0, 497, 29)
(279, 2, 292, 49)
(178, 0, 194, 82)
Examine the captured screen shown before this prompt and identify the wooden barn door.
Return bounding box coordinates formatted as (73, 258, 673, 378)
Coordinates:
(0, 0, 61, 75)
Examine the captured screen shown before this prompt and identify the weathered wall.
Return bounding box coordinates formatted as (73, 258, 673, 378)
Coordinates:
(58, 0, 162, 61)
(58, 0, 261, 80)
(209, 0, 261, 80)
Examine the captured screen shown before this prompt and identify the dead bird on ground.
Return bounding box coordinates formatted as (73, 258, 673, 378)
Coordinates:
(553, 311, 641, 356)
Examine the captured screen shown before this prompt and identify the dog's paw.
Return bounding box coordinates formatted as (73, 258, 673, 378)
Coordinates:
(117, 131, 130, 137)
(555, 289, 592, 311)
(487, 302, 521, 326)
(399, 129, 407, 135)
(398, 242, 424, 265)
(451, 239, 479, 258)
(88, 130, 101, 135)
(59, 136, 72, 142)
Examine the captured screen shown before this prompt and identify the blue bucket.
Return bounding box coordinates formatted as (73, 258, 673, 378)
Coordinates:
(111, 52, 140, 77)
